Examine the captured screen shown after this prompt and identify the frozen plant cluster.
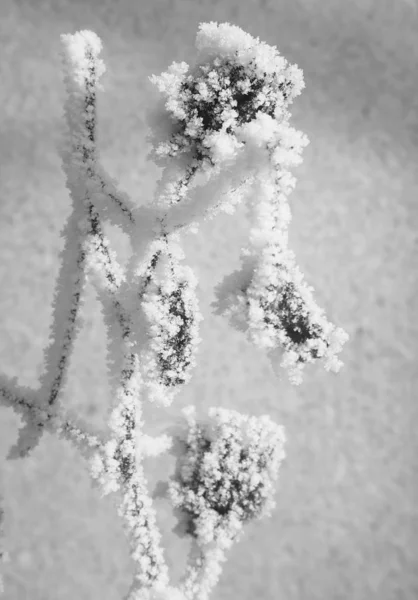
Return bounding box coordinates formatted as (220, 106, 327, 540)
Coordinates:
(0, 21, 348, 600)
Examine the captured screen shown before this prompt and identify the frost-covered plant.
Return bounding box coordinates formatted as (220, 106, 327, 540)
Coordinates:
(0, 21, 348, 600)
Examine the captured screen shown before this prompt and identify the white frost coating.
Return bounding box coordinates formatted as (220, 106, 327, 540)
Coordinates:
(60, 30, 106, 90)
(193, 21, 305, 99)
(195, 22, 286, 79)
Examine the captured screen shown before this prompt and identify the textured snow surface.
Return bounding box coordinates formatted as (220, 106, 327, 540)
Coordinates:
(0, 0, 417, 599)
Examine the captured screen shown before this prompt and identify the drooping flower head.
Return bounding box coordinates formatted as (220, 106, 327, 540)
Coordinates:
(212, 239, 349, 386)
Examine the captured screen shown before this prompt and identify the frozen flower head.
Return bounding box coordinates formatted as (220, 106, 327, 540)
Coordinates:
(146, 21, 305, 172)
(168, 406, 286, 546)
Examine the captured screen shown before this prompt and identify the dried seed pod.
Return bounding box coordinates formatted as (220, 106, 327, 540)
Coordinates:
(135, 238, 203, 406)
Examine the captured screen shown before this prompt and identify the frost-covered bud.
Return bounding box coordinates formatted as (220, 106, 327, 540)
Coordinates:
(212, 242, 349, 385)
(142, 262, 202, 390)
(130, 237, 203, 405)
(146, 22, 305, 175)
(168, 406, 286, 546)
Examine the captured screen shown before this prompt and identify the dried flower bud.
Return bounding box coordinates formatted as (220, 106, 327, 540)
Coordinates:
(131, 237, 203, 405)
(212, 243, 349, 385)
(168, 406, 286, 546)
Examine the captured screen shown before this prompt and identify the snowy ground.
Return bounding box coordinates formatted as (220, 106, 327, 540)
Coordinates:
(0, 0, 417, 599)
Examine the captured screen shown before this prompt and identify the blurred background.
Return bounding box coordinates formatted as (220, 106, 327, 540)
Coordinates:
(0, 0, 417, 599)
